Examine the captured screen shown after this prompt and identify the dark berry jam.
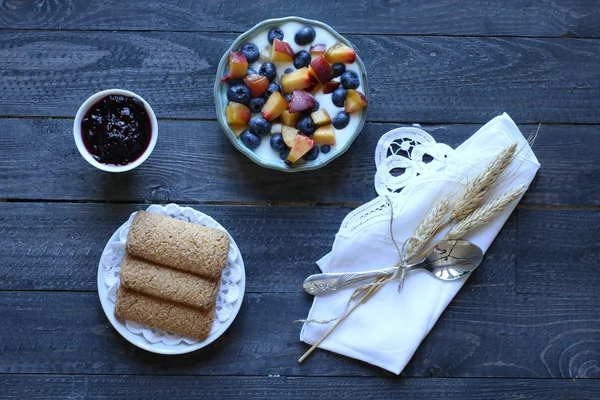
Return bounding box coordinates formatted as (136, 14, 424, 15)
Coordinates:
(81, 94, 151, 165)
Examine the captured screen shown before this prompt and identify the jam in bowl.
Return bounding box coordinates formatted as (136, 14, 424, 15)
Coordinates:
(74, 89, 158, 172)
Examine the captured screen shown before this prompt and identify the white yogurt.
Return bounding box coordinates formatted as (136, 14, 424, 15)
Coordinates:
(228, 21, 366, 165)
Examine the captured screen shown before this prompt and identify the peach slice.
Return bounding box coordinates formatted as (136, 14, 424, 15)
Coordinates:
(289, 90, 316, 113)
(282, 125, 299, 147)
(287, 134, 315, 164)
(322, 81, 340, 94)
(281, 67, 312, 93)
(227, 51, 248, 79)
(270, 38, 295, 62)
(280, 109, 301, 127)
(309, 55, 334, 84)
(243, 74, 269, 98)
(311, 109, 331, 126)
(225, 102, 251, 137)
(262, 91, 289, 121)
(308, 82, 322, 95)
(313, 124, 336, 145)
(309, 44, 327, 55)
(325, 43, 356, 64)
(344, 89, 368, 113)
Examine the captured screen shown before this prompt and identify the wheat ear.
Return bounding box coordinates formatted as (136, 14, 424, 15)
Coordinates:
(445, 183, 527, 240)
(450, 143, 517, 222)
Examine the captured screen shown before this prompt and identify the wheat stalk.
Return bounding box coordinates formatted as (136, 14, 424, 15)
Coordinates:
(450, 143, 517, 222)
(445, 183, 527, 240)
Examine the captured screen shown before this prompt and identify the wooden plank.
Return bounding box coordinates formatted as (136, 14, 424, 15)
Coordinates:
(1, 375, 599, 399)
(0, 118, 598, 206)
(0, 202, 516, 293)
(1, 0, 599, 38)
(1, 31, 599, 123)
(0, 288, 598, 378)
(517, 209, 600, 296)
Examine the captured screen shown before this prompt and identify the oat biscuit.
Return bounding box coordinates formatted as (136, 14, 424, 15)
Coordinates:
(114, 287, 215, 341)
(119, 254, 219, 310)
(126, 211, 229, 279)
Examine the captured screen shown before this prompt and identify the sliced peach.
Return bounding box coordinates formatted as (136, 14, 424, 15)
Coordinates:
(308, 82, 322, 95)
(309, 44, 327, 55)
(281, 67, 311, 93)
(270, 38, 295, 62)
(325, 43, 356, 64)
(280, 109, 301, 127)
(243, 74, 269, 98)
(282, 125, 299, 147)
(313, 124, 336, 145)
(344, 89, 368, 113)
(228, 51, 248, 78)
(309, 55, 334, 84)
(322, 81, 340, 94)
(289, 90, 316, 113)
(262, 91, 289, 121)
(225, 102, 251, 137)
(286, 134, 315, 164)
(311, 109, 331, 126)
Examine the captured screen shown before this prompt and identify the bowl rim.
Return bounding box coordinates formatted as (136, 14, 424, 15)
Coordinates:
(213, 16, 369, 173)
(73, 89, 158, 173)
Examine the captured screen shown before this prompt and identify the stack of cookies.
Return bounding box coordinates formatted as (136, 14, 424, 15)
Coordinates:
(114, 211, 230, 341)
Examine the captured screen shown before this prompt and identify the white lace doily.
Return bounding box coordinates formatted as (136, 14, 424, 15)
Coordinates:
(100, 203, 243, 346)
(340, 127, 456, 237)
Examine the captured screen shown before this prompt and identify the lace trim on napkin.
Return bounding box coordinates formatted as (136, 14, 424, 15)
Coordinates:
(101, 203, 242, 346)
(341, 127, 455, 237)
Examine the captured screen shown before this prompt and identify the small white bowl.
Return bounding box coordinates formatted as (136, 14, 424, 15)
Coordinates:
(74, 89, 158, 172)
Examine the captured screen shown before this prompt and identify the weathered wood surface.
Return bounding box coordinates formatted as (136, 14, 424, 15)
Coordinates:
(1, 375, 599, 399)
(1, 32, 599, 123)
(1, 0, 599, 38)
(1, 119, 598, 206)
(0, 202, 516, 292)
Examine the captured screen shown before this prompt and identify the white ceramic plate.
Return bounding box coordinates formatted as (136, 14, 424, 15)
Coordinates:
(97, 204, 246, 355)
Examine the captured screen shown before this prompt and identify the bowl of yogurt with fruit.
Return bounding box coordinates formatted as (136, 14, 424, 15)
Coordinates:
(214, 16, 369, 172)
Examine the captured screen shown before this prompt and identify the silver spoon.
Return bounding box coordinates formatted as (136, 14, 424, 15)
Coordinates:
(303, 239, 483, 296)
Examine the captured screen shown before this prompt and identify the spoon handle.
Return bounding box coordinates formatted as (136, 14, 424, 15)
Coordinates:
(303, 267, 400, 295)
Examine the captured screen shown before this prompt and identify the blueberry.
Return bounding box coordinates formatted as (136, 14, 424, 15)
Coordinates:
(259, 62, 277, 81)
(240, 130, 261, 149)
(295, 26, 316, 45)
(240, 43, 259, 63)
(340, 70, 360, 89)
(227, 84, 251, 105)
(268, 28, 284, 44)
(224, 76, 243, 86)
(296, 115, 316, 135)
(332, 111, 350, 129)
(294, 50, 311, 69)
(321, 145, 331, 154)
(332, 63, 346, 78)
(265, 82, 281, 97)
(284, 67, 294, 74)
(249, 97, 265, 113)
(247, 67, 258, 75)
(309, 100, 320, 113)
(303, 145, 320, 161)
(270, 133, 287, 152)
(331, 88, 347, 107)
(249, 116, 271, 136)
(280, 148, 290, 160)
(284, 93, 293, 102)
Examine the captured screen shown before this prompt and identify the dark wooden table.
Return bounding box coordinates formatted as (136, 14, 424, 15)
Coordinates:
(1, 1, 599, 398)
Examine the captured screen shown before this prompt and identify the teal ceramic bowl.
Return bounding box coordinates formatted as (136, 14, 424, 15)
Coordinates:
(214, 16, 369, 173)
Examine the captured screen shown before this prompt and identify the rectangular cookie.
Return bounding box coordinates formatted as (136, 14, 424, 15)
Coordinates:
(120, 254, 219, 310)
(114, 287, 215, 341)
(126, 210, 229, 280)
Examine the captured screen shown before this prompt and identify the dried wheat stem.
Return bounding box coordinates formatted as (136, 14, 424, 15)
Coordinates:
(450, 143, 517, 221)
(405, 197, 452, 259)
(445, 183, 527, 240)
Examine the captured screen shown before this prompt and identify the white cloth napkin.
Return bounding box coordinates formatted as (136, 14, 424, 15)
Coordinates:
(300, 113, 540, 374)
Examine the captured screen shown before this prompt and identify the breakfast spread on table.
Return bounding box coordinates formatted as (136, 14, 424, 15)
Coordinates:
(217, 20, 368, 166)
(113, 211, 229, 341)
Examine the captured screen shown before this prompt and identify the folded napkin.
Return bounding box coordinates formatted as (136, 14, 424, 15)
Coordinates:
(300, 113, 540, 374)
